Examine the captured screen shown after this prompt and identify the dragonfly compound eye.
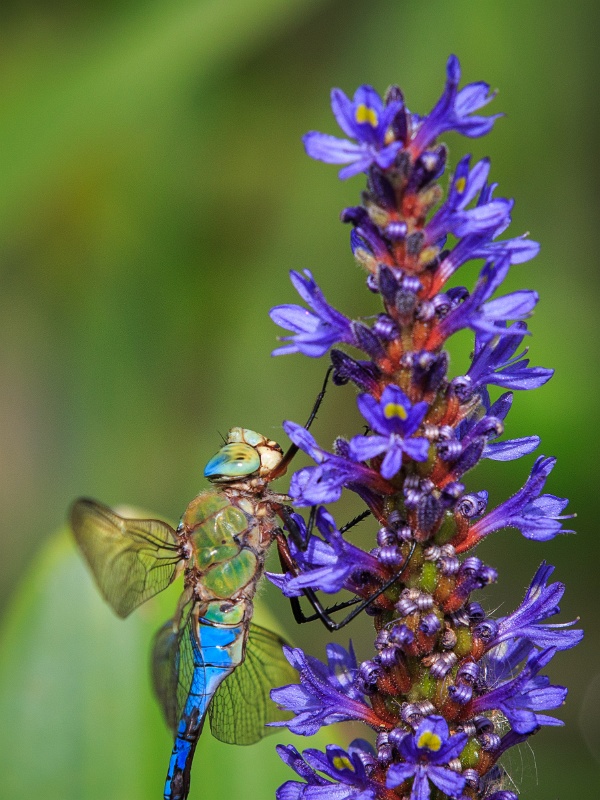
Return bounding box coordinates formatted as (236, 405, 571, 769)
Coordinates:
(204, 443, 261, 482)
(223, 427, 284, 478)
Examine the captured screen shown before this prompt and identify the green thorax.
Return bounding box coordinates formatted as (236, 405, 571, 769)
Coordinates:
(180, 489, 260, 600)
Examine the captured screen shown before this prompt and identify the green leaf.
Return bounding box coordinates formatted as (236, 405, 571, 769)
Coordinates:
(0, 529, 334, 800)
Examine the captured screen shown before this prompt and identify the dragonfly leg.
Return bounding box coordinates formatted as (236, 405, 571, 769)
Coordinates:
(274, 523, 416, 632)
(301, 364, 334, 432)
(269, 367, 333, 480)
(283, 503, 371, 552)
(338, 508, 372, 535)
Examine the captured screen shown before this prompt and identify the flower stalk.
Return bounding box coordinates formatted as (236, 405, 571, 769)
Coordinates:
(268, 56, 581, 800)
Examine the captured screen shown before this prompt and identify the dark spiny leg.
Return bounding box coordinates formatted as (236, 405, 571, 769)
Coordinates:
(275, 528, 416, 632)
(277, 503, 371, 618)
(269, 367, 333, 480)
(302, 365, 333, 431)
(339, 509, 371, 535)
(275, 530, 355, 631)
(284, 504, 370, 553)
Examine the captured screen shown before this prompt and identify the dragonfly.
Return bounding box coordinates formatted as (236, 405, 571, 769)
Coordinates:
(71, 376, 416, 800)
(71, 427, 301, 800)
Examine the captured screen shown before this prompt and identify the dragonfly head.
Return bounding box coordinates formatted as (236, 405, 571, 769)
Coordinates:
(204, 427, 284, 483)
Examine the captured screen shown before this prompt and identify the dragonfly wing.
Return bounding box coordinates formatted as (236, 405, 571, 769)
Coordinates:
(70, 497, 182, 618)
(152, 599, 196, 735)
(208, 623, 297, 745)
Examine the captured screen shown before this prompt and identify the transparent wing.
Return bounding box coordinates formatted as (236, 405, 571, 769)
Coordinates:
(70, 497, 182, 618)
(151, 599, 197, 735)
(208, 623, 297, 745)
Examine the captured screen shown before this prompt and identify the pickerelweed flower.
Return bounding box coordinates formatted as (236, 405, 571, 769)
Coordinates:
(268, 55, 580, 800)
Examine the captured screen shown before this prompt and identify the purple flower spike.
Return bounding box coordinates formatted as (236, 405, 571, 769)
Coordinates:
(349, 385, 430, 478)
(386, 715, 468, 800)
(270, 643, 380, 735)
(276, 740, 379, 800)
(271, 270, 355, 357)
(270, 58, 579, 800)
(409, 55, 501, 158)
(303, 85, 404, 179)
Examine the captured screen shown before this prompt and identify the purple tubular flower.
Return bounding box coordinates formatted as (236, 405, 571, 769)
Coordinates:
(430, 176, 539, 294)
(276, 740, 379, 800)
(454, 390, 540, 461)
(349, 385, 430, 478)
(330, 348, 381, 393)
(454, 322, 553, 399)
(425, 156, 512, 245)
(432, 257, 538, 347)
(409, 55, 501, 158)
(463, 456, 574, 549)
(270, 270, 355, 357)
(483, 639, 535, 687)
(433, 230, 539, 293)
(284, 421, 389, 505)
(266, 506, 384, 596)
(270, 643, 380, 735)
(452, 391, 538, 463)
(470, 647, 567, 734)
(386, 716, 468, 800)
(303, 85, 404, 179)
(289, 463, 358, 506)
(480, 562, 583, 652)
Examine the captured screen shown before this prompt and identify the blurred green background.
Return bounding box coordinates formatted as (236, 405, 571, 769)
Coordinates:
(0, 0, 598, 797)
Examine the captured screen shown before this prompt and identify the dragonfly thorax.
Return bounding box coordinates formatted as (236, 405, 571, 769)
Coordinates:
(204, 427, 283, 484)
(181, 490, 274, 602)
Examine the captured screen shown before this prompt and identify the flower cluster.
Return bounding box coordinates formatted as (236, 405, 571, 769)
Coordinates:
(268, 56, 581, 800)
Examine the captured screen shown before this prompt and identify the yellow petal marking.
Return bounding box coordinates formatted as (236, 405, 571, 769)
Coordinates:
(332, 756, 354, 772)
(355, 104, 379, 127)
(384, 402, 408, 421)
(455, 176, 467, 193)
(417, 730, 442, 752)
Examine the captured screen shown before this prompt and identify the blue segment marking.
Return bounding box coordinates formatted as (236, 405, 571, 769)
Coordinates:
(164, 617, 246, 800)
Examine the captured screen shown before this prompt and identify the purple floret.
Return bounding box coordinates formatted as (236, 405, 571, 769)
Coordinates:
(349, 385, 430, 478)
(270, 643, 379, 735)
(276, 740, 379, 800)
(464, 456, 574, 548)
(266, 506, 384, 596)
(386, 715, 468, 800)
(409, 55, 501, 158)
(270, 269, 356, 357)
(303, 85, 404, 179)
(478, 562, 583, 653)
(471, 647, 567, 734)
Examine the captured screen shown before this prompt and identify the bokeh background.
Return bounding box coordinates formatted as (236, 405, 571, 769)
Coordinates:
(0, 0, 598, 797)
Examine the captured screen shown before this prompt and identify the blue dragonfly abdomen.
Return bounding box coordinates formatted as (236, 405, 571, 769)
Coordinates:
(160, 601, 248, 800)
